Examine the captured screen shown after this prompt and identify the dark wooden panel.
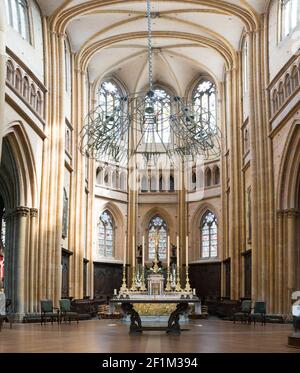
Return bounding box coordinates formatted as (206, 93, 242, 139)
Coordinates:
(244, 251, 252, 299)
(224, 259, 231, 298)
(190, 262, 221, 298)
(93, 262, 122, 299)
(61, 252, 69, 298)
(83, 260, 88, 298)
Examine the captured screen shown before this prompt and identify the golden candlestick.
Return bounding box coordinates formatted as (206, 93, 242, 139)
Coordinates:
(120, 265, 128, 293)
(130, 266, 137, 291)
(140, 267, 146, 291)
(175, 266, 182, 292)
(165, 266, 171, 291)
(185, 266, 192, 293)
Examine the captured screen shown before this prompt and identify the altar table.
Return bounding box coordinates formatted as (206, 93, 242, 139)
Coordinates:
(110, 296, 200, 334)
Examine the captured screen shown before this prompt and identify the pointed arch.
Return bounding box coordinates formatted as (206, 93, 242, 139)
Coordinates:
(97, 209, 115, 257)
(200, 210, 218, 258)
(147, 214, 168, 261)
(2, 122, 38, 208)
(205, 167, 212, 187)
(190, 203, 220, 261)
(94, 201, 126, 262)
(277, 120, 300, 210)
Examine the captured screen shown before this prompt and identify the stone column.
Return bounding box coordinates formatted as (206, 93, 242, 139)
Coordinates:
(14, 207, 30, 318)
(0, 1, 6, 159)
(276, 210, 284, 313)
(286, 209, 299, 313)
(3, 210, 14, 301)
(29, 208, 38, 313)
(248, 31, 259, 303)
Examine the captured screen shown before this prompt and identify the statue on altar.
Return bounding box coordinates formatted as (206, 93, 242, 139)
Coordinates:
(147, 231, 164, 295)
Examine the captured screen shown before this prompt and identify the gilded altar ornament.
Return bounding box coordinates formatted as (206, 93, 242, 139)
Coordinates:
(120, 265, 128, 293)
(184, 266, 192, 293)
(165, 266, 172, 292)
(175, 266, 182, 292)
(134, 303, 176, 316)
(130, 266, 138, 292)
(151, 231, 160, 274)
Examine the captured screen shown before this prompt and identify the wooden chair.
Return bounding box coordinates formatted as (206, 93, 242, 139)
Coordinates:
(40, 299, 60, 325)
(250, 301, 266, 325)
(59, 299, 79, 324)
(233, 300, 252, 324)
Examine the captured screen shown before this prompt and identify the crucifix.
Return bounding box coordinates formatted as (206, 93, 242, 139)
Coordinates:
(152, 230, 160, 273)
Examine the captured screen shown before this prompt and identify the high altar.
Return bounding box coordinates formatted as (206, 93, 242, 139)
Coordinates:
(111, 233, 201, 333)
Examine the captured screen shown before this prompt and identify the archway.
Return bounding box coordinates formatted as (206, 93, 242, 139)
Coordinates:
(277, 121, 300, 313)
(0, 124, 38, 316)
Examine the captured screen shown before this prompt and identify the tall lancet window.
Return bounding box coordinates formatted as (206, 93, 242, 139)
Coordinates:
(193, 80, 216, 131)
(98, 210, 114, 257)
(242, 38, 248, 94)
(281, 0, 300, 38)
(5, 0, 31, 42)
(148, 215, 167, 260)
(200, 211, 218, 258)
(97, 80, 122, 115)
(97, 80, 125, 146)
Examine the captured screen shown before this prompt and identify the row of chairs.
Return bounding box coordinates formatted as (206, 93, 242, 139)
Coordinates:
(41, 299, 79, 324)
(233, 300, 266, 325)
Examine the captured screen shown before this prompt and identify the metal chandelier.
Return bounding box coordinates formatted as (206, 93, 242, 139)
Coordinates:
(79, 0, 221, 164)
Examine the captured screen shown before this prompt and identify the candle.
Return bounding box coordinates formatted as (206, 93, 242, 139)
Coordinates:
(132, 235, 135, 267)
(186, 236, 189, 266)
(114, 289, 117, 296)
(167, 235, 170, 267)
(176, 235, 179, 268)
(142, 235, 145, 267)
(123, 241, 126, 266)
(193, 288, 196, 296)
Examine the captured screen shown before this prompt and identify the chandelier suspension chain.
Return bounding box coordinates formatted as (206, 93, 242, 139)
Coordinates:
(146, 0, 153, 91)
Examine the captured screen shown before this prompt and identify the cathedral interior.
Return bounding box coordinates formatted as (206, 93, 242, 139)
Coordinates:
(0, 0, 300, 353)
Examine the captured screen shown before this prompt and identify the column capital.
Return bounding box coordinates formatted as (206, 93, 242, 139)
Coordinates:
(3, 206, 30, 220)
(284, 208, 300, 218)
(276, 209, 285, 217)
(14, 206, 30, 217)
(30, 208, 38, 218)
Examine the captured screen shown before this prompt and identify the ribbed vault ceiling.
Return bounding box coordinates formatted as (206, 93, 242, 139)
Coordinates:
(37, 0, 269, 93)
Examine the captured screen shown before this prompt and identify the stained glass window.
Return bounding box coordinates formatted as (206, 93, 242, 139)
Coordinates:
(193, 80, 216, 132)
(148, 215, 167, 260)
(98, 210, 114, 257)
(201, 211, 218, 258)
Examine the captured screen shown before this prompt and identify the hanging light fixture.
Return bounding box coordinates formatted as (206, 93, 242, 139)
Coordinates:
(79, 0, 221, 164)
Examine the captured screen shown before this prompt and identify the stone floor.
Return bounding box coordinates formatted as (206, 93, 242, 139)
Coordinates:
(0, 318, 298, 353)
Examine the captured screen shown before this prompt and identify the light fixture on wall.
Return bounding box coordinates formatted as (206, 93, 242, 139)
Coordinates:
(79, 0, 221, 164)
